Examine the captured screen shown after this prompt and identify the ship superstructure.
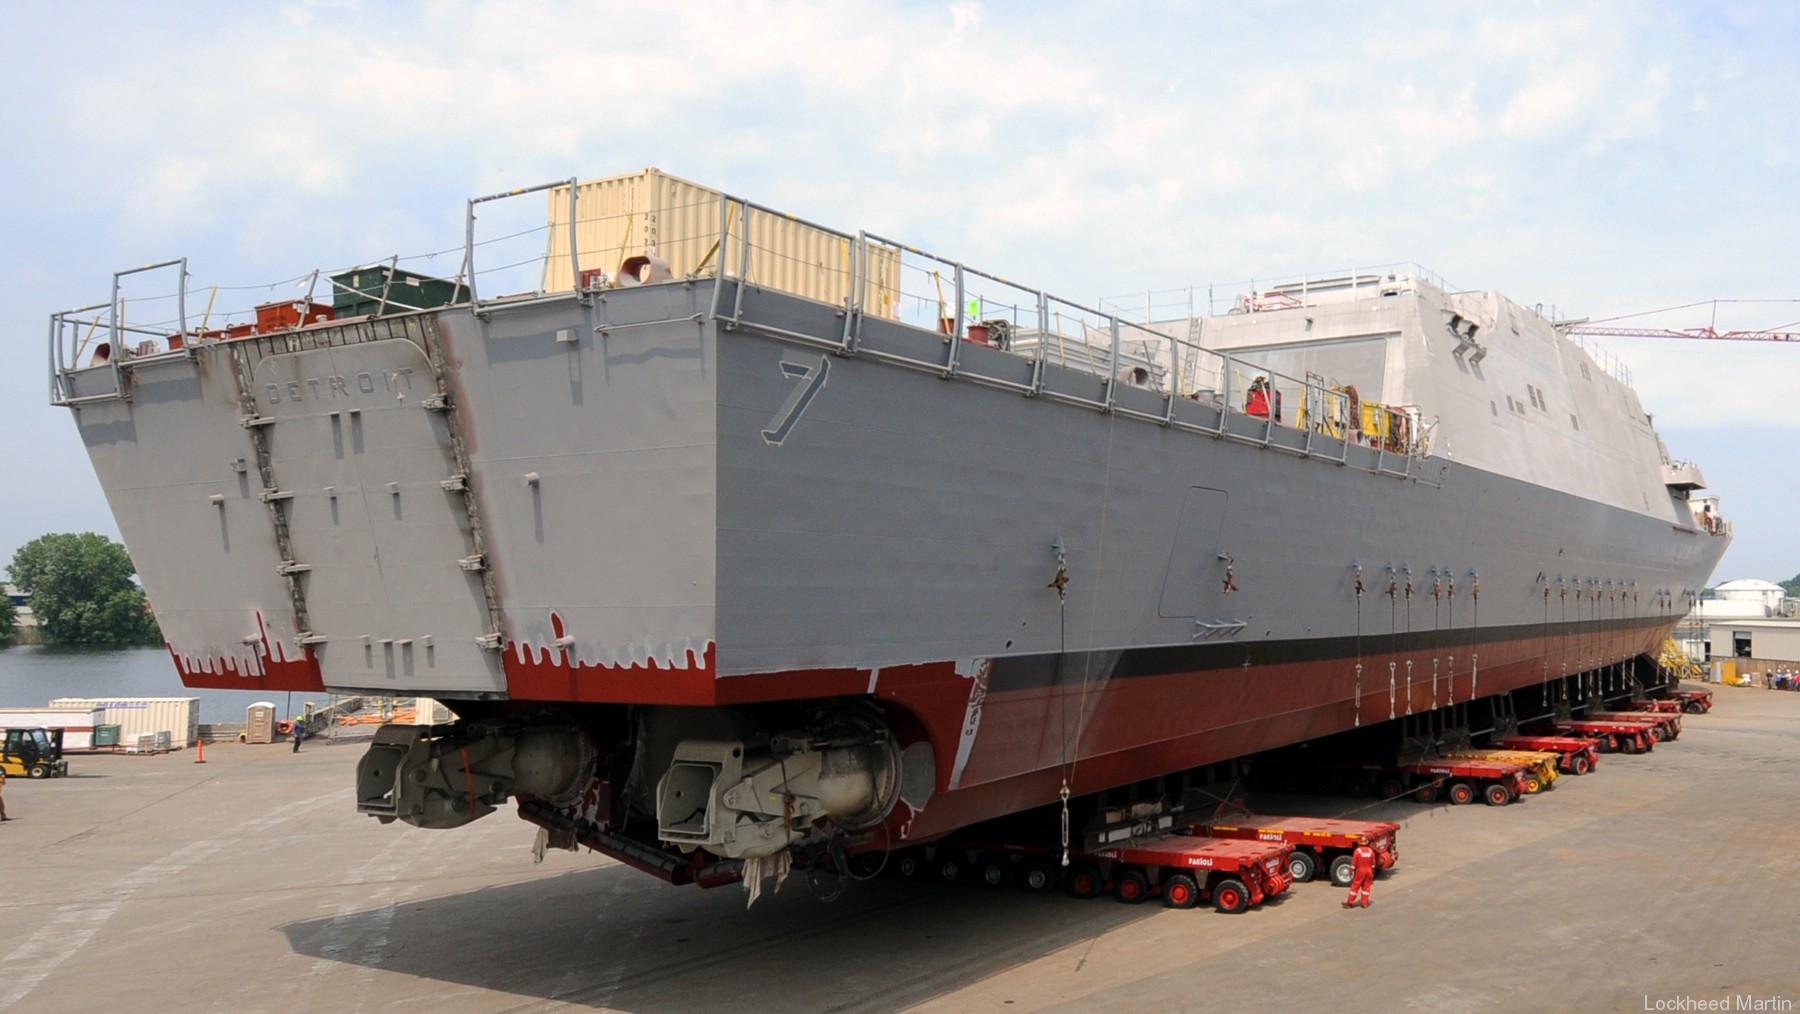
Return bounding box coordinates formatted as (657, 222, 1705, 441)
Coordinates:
(50, 169, 1727, 887)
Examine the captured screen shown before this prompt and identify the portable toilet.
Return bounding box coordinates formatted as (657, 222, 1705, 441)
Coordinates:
(246, 702, 277, 744)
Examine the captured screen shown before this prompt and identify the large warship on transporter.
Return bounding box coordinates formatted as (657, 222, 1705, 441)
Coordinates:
(52, 169, 1728, 889)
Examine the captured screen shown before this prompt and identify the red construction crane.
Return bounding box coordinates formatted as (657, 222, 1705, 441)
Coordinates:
(1556, 299, 1800, 342)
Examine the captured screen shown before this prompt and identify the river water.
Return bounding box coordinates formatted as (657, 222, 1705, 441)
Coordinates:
(0, 645, 322, 723)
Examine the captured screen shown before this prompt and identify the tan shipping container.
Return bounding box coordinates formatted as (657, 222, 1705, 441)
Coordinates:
(52, 697, 200, 749)
(542, 167, 900, 318)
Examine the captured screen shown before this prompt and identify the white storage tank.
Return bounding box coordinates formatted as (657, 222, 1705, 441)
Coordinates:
(51, 697, 200, 749)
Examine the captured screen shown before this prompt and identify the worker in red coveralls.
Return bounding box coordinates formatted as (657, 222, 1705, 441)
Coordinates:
(1343, 839, 1378, 908)
(1245, 376, 1272, 419)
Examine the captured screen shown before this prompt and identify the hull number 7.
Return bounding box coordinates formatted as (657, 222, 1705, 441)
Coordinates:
(762, 354, 830, 446)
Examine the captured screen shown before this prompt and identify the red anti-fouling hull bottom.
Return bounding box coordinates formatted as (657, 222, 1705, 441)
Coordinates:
(871, 620, 1671, 843)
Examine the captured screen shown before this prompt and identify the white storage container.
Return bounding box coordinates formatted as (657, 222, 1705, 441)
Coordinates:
(0, 706, 106, 751)
(52, 697, 200, 749)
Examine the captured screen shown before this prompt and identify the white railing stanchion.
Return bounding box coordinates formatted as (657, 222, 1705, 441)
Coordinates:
(731, 200, 753, 322)
(566, 178, 581, 297)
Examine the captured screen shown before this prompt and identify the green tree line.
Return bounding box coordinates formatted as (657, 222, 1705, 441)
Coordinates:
(3, 533, 161, 647)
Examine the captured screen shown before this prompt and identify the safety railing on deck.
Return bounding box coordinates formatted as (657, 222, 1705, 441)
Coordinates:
(696, 192, 1434, 472)
(49, 180, 1437, 478)
(1098, 263, 1458, 323)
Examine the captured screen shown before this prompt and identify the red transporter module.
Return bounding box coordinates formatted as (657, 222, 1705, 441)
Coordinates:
(1524, 718, 1657, 755)
(1191, 815, 1399, 887)
(1369, 758, 1531, 806)
(1494, 735, 1600, 776)
(1588, 710, 1682, 741)
(1070, 833, 1294, 913)
(1665, 689, 1714, 714)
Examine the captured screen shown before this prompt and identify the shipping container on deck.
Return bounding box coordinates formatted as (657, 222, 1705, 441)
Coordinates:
(51, 697, 200, 750)
(329, 265, 465, 318)
(540, 167, 903, 316)
(0, 706, 107, 751)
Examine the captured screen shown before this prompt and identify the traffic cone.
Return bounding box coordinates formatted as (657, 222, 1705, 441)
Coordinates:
(195, 737, 206, 764)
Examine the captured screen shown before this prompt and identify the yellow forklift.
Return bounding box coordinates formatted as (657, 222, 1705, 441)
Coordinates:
(1, 726, 69, 778)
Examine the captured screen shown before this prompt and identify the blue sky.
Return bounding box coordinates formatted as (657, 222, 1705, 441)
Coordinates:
(2, 0, 1795, 585)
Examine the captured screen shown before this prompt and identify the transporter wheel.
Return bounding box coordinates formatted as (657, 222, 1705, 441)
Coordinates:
(1665, 724, 1680, 741)
(1212, 877, 1250, 914)
(1330, 855, 1356, 887)
(1022, 860, 1061, 894)
(978, 858, 1012, 889)
(1571, 754, 1592, 776)
(1484, 783, 1514, 806)
(1447, 781, 1476, 805)
(1415, 781, 1441, 804)
(1646, 726, 1663, 743)
(1066, 863, 1103, 899)
(1162, 873, 1200, 910)
(847, 851, 887, 879)
(1619, 736, 1641, 755)
(938, 856, 965, 884)
(1521, 774, 1543, 794)
(1114, 869, 1151, 905)
(1288, 850, 1317, 884)
(1378, 777, 1406, 800)
(1684, 701, 1705, 714)
(1344, 773, 1374, 798)
(894, 852, 923, 879)
(29, 763, 49, 779)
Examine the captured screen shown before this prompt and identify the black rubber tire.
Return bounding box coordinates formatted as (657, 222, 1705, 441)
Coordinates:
(1571, 754, 1592, 776)
(1521, 774, 1543, 794)
(1115, 869, 1151, 904)
(1330, 854, 1356, 887)
(1163, 873, 1200, 909)
(1344, 773, 1374, 798)
(848, 851, 886, 878)
(1447, 781, 1476, 805)
(1484, 782, 1513, 806)
(936, 857, 964, 889)
(1646, 726, 1663, 743)
(1416, 781, 1441, 804)
(1288, 850, 1317, 884)
(1378, 777, 1406, 800)
(1066, 863, 1103, 899)
(978, 859, 1010, 889)
(938, 856, 966, 884)
(1619, 736, 1641, 755)
(1213, 877, 1251, 914)
(895, 853, 922, 879)
(1684, 702, 1704, 714)
(1022, 860, 1060, 894)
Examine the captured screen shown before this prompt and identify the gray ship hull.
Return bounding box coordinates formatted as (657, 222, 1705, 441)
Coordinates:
(62, 277, 1722, 844)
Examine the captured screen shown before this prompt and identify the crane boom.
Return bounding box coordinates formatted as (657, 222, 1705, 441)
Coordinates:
(1554, 298, 1800, 343)
(1564, 325, 1800, 342)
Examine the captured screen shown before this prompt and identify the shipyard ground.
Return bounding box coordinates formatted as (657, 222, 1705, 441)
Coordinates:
(1, 686, 1794, 1014)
